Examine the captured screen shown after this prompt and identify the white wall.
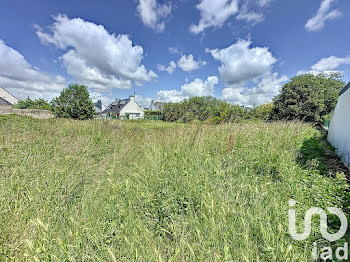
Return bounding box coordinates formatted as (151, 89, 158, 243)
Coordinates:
(120, 96, 144, 119)
(0, 86, 18, 105)
(149, 100, 158, 111)
(328, 89, 350, 168)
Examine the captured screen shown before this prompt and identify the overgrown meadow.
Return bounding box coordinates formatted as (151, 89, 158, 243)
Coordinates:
(1, 115, 349, 261)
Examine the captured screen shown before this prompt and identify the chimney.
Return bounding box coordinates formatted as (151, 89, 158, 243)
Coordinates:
(96, 100, 102, 109)
(129, 95, 135, 101)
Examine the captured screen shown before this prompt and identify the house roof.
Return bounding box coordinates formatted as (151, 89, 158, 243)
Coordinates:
(340, 82, 350, 97)
(0, 86, 18, 105)
(94, 100, 106, 113)
(102, 98, 130, 114)
(0, 97, 11, 105)
(94, 106, 102, 113)
(151, 101, 166, 111)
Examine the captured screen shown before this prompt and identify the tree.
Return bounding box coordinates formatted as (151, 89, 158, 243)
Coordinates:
(51, 84, 95, 120)
(14, 98, 52, 111)
(271, 73, 345, 123)
(162, 96, 254, 123)
(163, 102, 184, 122)
(162, 97, 222, 122)
(251, 103, 274, 121)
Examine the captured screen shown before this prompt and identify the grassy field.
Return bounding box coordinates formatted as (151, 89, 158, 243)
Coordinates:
(0, 115, 349, 261)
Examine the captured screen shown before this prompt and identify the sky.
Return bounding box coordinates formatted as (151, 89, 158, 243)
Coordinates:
(0, 0, 349, 107)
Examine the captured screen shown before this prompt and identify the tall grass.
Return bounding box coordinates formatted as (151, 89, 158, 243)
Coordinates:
(0, 115, 349, 261)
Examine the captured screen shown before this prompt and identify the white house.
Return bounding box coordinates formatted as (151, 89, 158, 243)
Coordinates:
(102, 95, 144, 119)
(149, 100, 166, 111)
(0, 86, 18, 105)
(94, 100, 106, 113)
(328, 82, 350, 168)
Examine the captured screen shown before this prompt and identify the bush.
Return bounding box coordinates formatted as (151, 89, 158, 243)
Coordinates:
(145, 111, 161, 116)
(163, 97, 221, 122)
(163, 102, 185, 122)
(14, 98, 52, 111)
(51, 84, 95, 120)
(271, 73, 345, 123)
(163, 97, 255, 123)
(250, 103, 274, 121)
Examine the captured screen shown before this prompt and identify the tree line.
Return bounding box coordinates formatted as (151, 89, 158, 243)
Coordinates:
(163, 73, 345, 124)
(15, 73, 345, 123)
(15, 84, 95, 120)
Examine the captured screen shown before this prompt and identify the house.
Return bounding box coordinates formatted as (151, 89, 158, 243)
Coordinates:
(328, 82, 350, 168)
(102, 95, 144, 119)
(149, 100, 166, 111)
(0, 86, 18, 105)
(241, 105, 253, 111)
(94, 100, 106, 114)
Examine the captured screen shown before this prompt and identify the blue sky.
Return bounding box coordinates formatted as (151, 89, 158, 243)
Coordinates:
(0, 0, 349, 107)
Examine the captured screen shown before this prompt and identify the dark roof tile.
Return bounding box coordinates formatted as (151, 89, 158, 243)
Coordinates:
(340, 82, 350, 97)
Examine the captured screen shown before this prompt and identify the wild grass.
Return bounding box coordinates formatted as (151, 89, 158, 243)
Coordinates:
(0, 115, 349, 261)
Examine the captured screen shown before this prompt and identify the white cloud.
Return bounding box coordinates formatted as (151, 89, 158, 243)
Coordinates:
(305, 0, 341, 32)
(258, 0, 273, 7)
(190, 0, 273, 33)
(137, 0, 172, 32)
(207, 39, 276, 85)
(168, 47, 181, 54)
(311, 56, 350, 71)
(157, 89, 186, 103)
(181, 76, 218, 97)
(157, 76, 219, 102)
(36, 14, 157, 92)
(190, 0, 239, 34)
(298, 55, 350, 75)
(157, 61, 177, 74)
(135, 95, 154, 107)
(222, 72, 287, 106)
(0, 39, 66, 100)
(177, 54, 204, 72)
(89, 91, 114, 106)
(61, 50, 133, 90)
(207, 38, 286, 106)
(236, 6, 264, 25)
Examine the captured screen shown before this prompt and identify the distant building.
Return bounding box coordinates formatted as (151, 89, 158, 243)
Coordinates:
(328, 82, 350, 168)
(149, 100, 166, 111)
(94, 100, 106, 113)
(241, 105, 253, 111)
(102, 95, 144, 119)
(0, 86, 18, 105)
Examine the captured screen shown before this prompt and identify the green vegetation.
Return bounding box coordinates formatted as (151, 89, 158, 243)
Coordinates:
(250, 102, 274, 121)
(163, 96, 254, 123)
(271, 73, 345, 123)
(13, 98, 52, 111)
(161, 74, 344, 125)
(1, 115, 349, 261)
(51, 84, 95, 120)
(144, 110, 163, 120)
(145, 110, 162, 116)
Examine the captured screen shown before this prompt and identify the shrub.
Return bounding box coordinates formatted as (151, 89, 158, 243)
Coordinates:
(51, 84, 95, 120)
(271, 73, 344, 123)
(163, 97, 254, 123)
(145, 111, 162, 116)
(14, 98, 52, 111)
(250, 103, 274, 121)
